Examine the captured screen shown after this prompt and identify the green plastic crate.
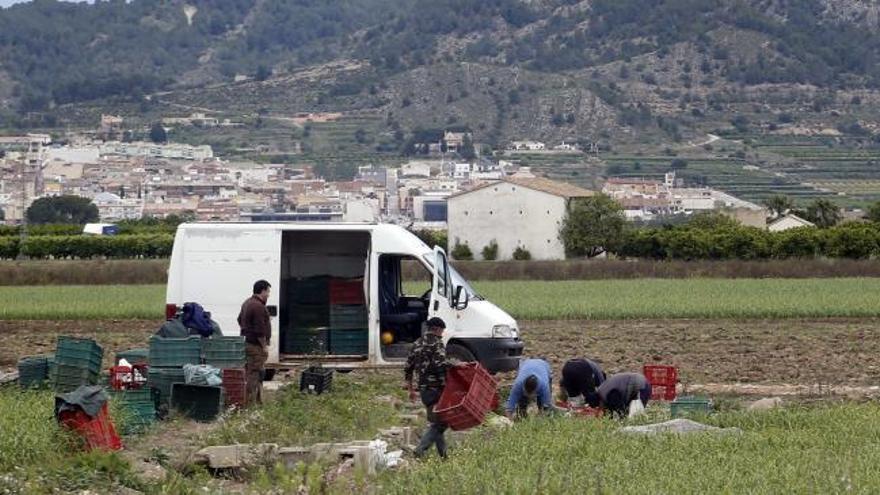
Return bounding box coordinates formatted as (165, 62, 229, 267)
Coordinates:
(55, 336, 103, 375)
(111, 388, 157, 434)
(51, 364, 99, 393)
(282, 327, 329, 354)
(170, 384, 224, 422)
(116, 348, 149, 365)
(330, 329, 368, 355)
(149, 336, 202, 367)
(289, 303, 330, 328)
(329, 305, 368, 330)
(288, 277, 329, 305)
(147, 367, 186, 406)
(670, 397, 713, 418)
(202, 337, 246, 368)
(18, 356, 49, 389)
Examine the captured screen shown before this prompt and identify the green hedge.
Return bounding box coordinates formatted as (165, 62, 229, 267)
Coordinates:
(0, 224, 84, 237)
(617, 222, 880, 260)
(0, 234, 173, 259)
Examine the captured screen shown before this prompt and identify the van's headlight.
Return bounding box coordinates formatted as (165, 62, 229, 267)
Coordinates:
(492, 325, 516, 338)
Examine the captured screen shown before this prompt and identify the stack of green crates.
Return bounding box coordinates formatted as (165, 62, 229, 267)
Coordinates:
(329, 303, 367, 355)
(17, 355, 50, 389)
(52, 336, 103, 393)
(112, 388, 157, 434)
(148, 336, 201, 367)
(283, 277, 330, 354)
(202, 337, 246, 368)
(147, 367, 186, 407)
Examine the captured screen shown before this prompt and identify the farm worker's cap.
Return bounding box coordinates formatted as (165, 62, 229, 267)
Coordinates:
(426, 317, 446, 329)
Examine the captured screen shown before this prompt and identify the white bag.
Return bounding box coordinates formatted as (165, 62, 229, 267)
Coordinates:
(628, 399, 645, 418)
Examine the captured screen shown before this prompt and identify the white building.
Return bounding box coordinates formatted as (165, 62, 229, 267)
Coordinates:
(99, 141, 214, 161)
(447, 177, 594, 260)
(92, 192, 144, 221)
(509, 141, 546, 151)
(768, 214, 815, 232)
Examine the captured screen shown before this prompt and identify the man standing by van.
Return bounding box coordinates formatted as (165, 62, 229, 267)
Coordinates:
(404, 317, 453, 459)
(238, 280, 271, 406)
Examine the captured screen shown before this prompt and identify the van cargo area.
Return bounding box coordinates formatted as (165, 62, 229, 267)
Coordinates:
(280, 230, 371, 360)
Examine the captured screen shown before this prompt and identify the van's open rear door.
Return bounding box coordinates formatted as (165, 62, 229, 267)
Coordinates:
(428, 247, 456, 327)
(177, 227, 282, 362)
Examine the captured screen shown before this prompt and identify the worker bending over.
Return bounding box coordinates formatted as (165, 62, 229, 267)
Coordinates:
(506, 358, 553, 419)
(596, 372, 652, 417)
(560, 358, 606, 407)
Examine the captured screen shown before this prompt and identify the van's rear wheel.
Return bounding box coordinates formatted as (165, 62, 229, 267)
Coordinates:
(447, 343, 476, 364)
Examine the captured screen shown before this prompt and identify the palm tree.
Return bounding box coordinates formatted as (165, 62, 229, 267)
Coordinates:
(805, 198, 841, 228)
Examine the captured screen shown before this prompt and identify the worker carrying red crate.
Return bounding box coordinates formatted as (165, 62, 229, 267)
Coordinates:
(404, 317, 458, 459)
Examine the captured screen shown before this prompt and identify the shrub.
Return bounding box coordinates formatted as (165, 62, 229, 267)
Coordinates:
(481, 240, 499, 261)
(451, 241, 473, 261)
(512, 247, 532, 260)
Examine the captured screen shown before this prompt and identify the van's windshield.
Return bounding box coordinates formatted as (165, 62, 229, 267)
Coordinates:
(422, 255, 483, 301)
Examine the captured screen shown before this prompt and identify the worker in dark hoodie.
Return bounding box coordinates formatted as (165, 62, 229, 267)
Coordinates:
(559, 358, 606, 407)
(596, 372, 652, 417)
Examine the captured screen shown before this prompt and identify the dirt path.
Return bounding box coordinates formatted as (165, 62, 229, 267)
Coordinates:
(3, 318, 879, 389)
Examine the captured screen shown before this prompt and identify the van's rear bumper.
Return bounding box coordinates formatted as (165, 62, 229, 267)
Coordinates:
(460, 338, 524, 373)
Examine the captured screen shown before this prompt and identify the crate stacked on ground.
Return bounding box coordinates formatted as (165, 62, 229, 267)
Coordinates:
(170, 383, 224, 422)
(115, 348, 149, 366)
(282, 276, 330, 354)
(644, 364, 678, 401)
(18, 355, 51, 389)
(221, 368, 247, 407)
(147, 336, 201, 406)
(111, 388, 157, 434)
(52, 337, 104, 393)
(203, 337, 246, 369)
(328, 277, 368, 355)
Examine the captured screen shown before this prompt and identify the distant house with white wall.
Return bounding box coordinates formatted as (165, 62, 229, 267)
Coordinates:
(509, 141, 546, 151)
(768, 214, 815, 232)
(447, 177, 594, 260)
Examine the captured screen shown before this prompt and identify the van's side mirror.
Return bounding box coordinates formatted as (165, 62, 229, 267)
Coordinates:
(452, 285, 468, 310)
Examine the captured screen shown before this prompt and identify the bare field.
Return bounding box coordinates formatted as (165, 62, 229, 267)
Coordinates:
(4, 318, 880, 389)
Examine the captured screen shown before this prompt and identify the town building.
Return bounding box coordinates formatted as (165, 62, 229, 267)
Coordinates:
(448, 177, 594, 260)
(768, 214, 815, 232)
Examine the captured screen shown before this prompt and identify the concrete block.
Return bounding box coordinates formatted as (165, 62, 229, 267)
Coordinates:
(194, 443, 278, 469)
(747, 397, 783, 411)
(278, 447, 311, 468)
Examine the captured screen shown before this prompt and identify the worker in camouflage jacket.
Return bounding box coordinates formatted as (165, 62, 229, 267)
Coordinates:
(404, 317, 455, 459)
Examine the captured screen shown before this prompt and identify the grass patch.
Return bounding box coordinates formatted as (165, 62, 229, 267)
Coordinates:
(209, 372, 405, 446)
(0, 285, 164, 320)
(381, 403, 880, 493)
(5, 278, 880, 320)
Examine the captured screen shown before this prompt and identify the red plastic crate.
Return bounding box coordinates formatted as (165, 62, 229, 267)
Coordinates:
(222, 368, 247, 407)
(329, 278, 365, 305)
(58, 404, 123, 451)
(222, 368, 247, 383)
(643, 365, 678, 387)
(109, 365, 148, 390)
(555, 401, 604, 418)
(435, 363, 498, 431)
(650, 383, 677, 401)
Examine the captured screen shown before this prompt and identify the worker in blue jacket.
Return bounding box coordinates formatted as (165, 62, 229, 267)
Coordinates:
(505, 358, 554, 419)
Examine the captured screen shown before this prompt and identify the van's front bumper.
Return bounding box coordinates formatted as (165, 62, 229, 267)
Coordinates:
(460, 337, 524, 373)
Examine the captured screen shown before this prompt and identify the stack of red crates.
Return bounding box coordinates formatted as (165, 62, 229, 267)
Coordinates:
(222, 368, 247, 408)
(643, 365, 678, 401)
(58, 403, 123, 451)
(329, 278, 365, 305)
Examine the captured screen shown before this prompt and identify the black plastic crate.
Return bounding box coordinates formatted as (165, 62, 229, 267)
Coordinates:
(170, 383, 224, 422)
(299, 366, 333, 394)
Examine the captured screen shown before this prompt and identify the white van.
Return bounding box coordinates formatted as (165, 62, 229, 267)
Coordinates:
(165, 222, 524, 373)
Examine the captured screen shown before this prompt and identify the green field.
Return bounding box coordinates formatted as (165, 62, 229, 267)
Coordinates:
(3, 278, 880, 320)
(383, 404, 880, 493)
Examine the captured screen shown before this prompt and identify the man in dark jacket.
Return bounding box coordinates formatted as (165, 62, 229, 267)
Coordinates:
(560, 358, 606, 407)
(596, 372, 651, 417)
(238, 280, 271, 406)
(404, 317, 453, 459)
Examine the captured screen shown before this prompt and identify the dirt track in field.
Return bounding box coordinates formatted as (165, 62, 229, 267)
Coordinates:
(519, 318, 880, 387)
(3, 318, 880, 389)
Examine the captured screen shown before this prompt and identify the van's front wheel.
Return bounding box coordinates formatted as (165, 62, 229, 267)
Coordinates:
(447, 343, 476, 364)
